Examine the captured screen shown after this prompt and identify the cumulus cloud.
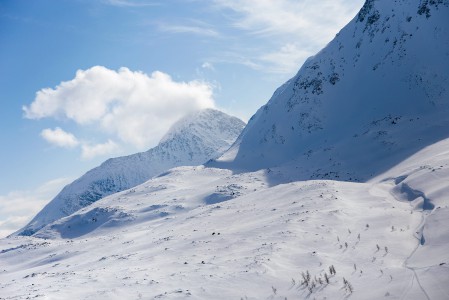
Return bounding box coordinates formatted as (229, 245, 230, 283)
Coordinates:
(81, 140, 119, 160)
(24, 66, 216, 151)
(41, 127, 79, 148)
(0, 178, 71, 238)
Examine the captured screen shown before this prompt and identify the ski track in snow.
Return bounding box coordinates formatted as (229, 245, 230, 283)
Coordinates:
(375, 180, 433, 300)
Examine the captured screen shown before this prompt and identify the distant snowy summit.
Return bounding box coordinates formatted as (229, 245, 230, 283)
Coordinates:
(214, 0, 449, 180)
(17, 109, 245, 236)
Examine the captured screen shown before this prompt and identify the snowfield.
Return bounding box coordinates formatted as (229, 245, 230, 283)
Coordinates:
(1, 138, 449, 299)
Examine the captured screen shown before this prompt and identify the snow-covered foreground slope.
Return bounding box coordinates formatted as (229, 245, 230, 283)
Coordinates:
(1, 137, 449, 299)
(214, 0, 449, 180)
(17, 109, 245, 236)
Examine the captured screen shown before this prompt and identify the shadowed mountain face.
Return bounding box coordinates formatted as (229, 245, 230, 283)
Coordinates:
(213, 0, 449, 182)
(17, 109, 245, 236)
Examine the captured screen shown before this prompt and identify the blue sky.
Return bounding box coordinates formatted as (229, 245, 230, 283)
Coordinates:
(0, 0, 364, 236)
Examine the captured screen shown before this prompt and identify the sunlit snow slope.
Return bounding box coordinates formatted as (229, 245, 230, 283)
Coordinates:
(17, 109, 245, 236)
(1, 138, 448, 299)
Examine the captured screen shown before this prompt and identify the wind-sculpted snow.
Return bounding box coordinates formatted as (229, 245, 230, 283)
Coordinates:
(17, 109, 245, 236)
(214, 0, 449, 181)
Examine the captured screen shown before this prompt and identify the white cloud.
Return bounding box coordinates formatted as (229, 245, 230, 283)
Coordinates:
(158, 24, 219, 37)
(208, 51, 263, 71)
(40, 127, 118, 159)
(81, 140, 119, 160)
(24, 66, 216, 151)
(41, 127, 79, 148)
(0, 178, 71, 238)
(259, 43, 312, 74)
(103, 0, 160, 7)
(201, 62, 215, 71)
(215, 0, 360, 40)
(213, 0, 363, 74)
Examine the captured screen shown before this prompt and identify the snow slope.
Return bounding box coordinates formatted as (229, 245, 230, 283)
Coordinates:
(214, 0, 449, 181)
(16, 109, 245, 236)
(1, 137, 448, 299)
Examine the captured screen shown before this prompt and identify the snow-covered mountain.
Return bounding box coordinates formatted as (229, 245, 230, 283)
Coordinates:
(2, 1, 449, 299)
(214, 0, 449, 181)
(16, 109, 245, 236)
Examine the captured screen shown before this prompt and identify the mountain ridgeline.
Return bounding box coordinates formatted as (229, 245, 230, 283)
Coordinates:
(17, 109, 245, 236)
(214, 0, 449, 181)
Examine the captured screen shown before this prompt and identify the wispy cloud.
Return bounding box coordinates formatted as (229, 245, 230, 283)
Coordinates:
(212, 0, 363, 74)
(103, 0, 160, 7)
(24, 66, 216, 155)
(214, 0, 360, 40)
(208, 51, 263, 71)
(0, 178, 71, 238)
(158, 22, 219, 37)
(259, 43, 312, 74)
(201, 62, 215, 71)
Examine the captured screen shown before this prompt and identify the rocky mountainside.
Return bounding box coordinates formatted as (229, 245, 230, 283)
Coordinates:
(17, 109, 245, 236)
(214, 0, 449, 181)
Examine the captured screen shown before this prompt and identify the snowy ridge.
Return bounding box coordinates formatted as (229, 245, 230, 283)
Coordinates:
(16, 109, 245, 236)
(214, 0, 449, 180)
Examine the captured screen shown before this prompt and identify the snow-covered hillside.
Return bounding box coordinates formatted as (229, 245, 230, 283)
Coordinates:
(214, 0, 449, 181)
(16, 109, 245, 236)
(1, 136, 448, 299)
(1, 0, 449, 299)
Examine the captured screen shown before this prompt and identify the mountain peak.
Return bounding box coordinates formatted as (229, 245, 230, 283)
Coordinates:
(160, 108, 244, 146)
(16, 109, 245, 236)
(213, 0, 449, 181)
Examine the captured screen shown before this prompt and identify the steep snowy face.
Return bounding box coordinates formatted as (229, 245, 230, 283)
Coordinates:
(17, 109, 245, 236)
(216, 0, 449, 179)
